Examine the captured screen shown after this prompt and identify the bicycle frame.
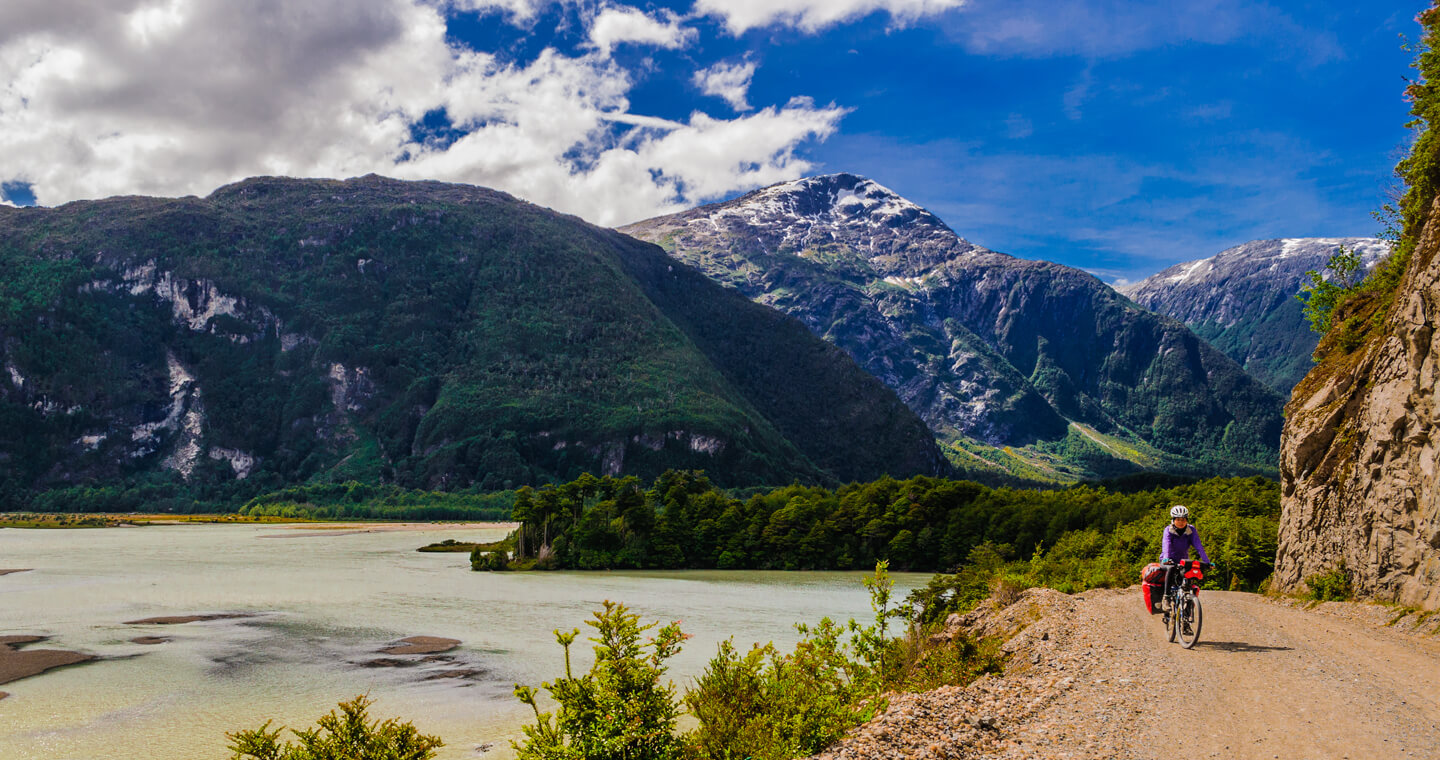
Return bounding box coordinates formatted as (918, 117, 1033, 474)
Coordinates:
(1163, 560, 1206, 647)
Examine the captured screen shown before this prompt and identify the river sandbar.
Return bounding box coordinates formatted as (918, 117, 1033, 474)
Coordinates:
(380, 636, 461, 655)
(123, 613, 254, 625)
(0, 635, 96, 686)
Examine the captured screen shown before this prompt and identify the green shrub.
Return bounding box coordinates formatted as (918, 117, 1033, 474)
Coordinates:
(1306, 563, 1353, 602)
(686, 623, 877, 760)
(226, 696, 442, 760)
(1297, 245, 1364, 335)
(469, 548, 511, 571)
(511, 601, 688, 760)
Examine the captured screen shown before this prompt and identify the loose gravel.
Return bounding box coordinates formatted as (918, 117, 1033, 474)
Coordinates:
(815, 587, 1440, 760)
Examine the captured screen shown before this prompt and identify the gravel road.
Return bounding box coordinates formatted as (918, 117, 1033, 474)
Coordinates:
(818, 589, 1440, 760)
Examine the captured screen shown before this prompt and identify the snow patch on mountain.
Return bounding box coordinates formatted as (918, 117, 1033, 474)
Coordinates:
(1123, 237, 1393, 392)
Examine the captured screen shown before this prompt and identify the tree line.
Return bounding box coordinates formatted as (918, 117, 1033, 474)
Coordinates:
(502, 470, 1279, 590)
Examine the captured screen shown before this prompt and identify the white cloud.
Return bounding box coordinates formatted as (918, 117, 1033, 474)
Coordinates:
(0, 0, 844, 226)
(946, 0, 1342, 62)
(587, 5, 694, 55)
(447, 0, 543, 22)
(696, 0, 967, 34)
(693, 60, 756, 111)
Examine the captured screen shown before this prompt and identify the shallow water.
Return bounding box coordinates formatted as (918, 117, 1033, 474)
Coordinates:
(0, 523, 923, 760)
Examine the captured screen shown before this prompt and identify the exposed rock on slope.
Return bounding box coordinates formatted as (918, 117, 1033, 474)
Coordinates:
(1123, 238, 1390, 394)
(623, 174, 1283, 481)
(0, 175, 944, 497)
(1275, 205, 1440, 610)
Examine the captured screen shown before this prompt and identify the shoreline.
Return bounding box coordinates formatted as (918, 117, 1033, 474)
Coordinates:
(1, 513, 518, 531)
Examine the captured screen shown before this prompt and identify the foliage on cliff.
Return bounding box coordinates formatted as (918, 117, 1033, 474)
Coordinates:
(497, 470, 1278, 575)
(1396, 4, 1440, 275)
(1300, 4, 1440, 364)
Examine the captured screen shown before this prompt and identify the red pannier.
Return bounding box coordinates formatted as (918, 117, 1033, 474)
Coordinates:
(1141, 562, 1166, 615)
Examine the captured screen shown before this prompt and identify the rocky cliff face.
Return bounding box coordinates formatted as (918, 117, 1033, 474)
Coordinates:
(1275, 206, 1440, 610)
(623, 173, 1284, 482)
(1122, 238, 1390, 394)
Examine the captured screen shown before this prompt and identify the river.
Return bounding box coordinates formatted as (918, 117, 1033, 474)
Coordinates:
(0, 522, 925, 760)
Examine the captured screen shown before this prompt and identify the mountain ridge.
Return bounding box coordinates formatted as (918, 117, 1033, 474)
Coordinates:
(0, 174, 946, 504)
(1122, 237, 1390, 393)
(622, 173, 1284, 482)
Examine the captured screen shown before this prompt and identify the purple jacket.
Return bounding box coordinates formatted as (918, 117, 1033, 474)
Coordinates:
(1160, 524, 1210, 564)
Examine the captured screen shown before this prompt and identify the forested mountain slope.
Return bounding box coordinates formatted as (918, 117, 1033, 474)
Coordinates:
(622, 174, 1283, 482)
(1122, 238, 1389, 394)
(0, 175, 945, 504)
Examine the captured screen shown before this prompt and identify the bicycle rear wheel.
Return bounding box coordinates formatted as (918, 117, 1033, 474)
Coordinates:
(1178, 592, 1203, 649)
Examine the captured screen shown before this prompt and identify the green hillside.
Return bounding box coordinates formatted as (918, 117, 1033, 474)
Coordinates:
(0, 176, 944, 507)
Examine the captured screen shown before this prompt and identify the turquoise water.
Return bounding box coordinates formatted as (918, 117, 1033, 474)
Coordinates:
(0, 522, 922, 760)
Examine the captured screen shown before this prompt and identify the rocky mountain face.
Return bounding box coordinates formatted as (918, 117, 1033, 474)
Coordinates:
(1274, 205, 1440, 610)
(0, 175, 946, 503)
(621, 174, 1284, 481)
(1122, 238, 1390, 394)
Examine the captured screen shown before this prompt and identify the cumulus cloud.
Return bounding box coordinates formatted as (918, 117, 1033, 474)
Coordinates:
(0, 0, 844, 225)
(693, 60, 756, 111)
(696, 0, 967, 34)
(587, 5, 694, 55)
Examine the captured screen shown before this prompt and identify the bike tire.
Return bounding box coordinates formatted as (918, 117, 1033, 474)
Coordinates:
(1178, 592, 1203, 649)
(1166, 591, 1179, 643)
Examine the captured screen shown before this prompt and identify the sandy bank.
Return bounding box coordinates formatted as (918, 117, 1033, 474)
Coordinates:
(0, 569, 31, 576)
(131, 636, 171, 645)
(261, 522, 516, 539)
(124, 613, 254, 625)
(380, 636, 461, 655)
(0, 635, 96, 686)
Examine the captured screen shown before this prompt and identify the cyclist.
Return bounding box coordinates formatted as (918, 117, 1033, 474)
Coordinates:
(1160, 505, 1209, 602)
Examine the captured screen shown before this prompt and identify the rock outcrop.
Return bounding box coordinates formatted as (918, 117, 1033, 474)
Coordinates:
(1275, 202, 1440, 610)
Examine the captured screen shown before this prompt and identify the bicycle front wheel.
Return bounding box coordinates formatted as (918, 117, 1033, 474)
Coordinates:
(1166, 592, 1178, 643)
(1178, 592, 1203, 649)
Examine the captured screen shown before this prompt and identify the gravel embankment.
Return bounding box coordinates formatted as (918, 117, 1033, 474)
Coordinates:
(816, 588, 1440, 760)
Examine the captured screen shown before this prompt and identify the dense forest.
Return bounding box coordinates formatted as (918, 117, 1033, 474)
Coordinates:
(496, 470, 1279, 592)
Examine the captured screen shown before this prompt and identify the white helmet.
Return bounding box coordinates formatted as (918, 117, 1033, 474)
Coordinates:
(1170, 505, 1189, 519)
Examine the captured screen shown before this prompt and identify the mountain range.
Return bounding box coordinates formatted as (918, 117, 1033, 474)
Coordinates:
(1122, 238, 1391, 394)
(0, 175, 947, 504)
(622, 173, 1284, 482)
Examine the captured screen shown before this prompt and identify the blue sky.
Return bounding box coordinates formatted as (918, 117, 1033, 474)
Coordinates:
(0, 0, 1422, 282)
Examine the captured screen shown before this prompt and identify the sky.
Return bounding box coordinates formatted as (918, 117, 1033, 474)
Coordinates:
(0, 0, 1423, 282)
